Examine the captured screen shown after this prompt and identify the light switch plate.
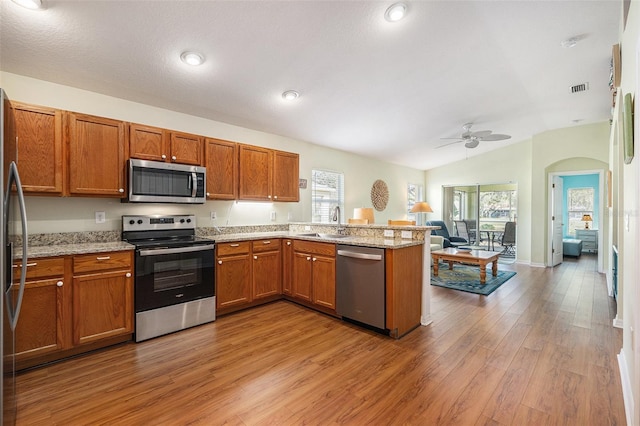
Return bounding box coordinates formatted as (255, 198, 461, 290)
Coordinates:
(210, 211, 217, 220)
(401, 230, 412, 239)
(270, 211, 277, 221)
(95, 211, 106, 224)
(383, 230, 394, 237)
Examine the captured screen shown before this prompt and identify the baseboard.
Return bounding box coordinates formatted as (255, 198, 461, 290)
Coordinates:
(613, 316, 624, 329)
(420, 315, 433, 326)
(530, 262, 546, 268)
(617, 350, 634, 426)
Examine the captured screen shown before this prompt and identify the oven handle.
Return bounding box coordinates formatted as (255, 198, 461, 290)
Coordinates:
(139, 244, 215, 257)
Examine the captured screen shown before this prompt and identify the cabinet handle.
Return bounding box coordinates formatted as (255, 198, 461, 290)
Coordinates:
(312, 257, 317, 262)
(287, 241, 291, 246)
(229, 244, 240, 247)
(118, 188, 124, 193)
(161, 154, 167, 159)
(306, 256, 311, 261)
(254, 255, 258, 260)
(56, 281, 63, 287)
(262, 241, 271, 245)
(274, 195, 278, 200)
(13, 262, 37, 268)
(206, 192, 210, 196)
(125, 272, 131, 278)
(218, 260, 222, 265)
(268, 195, 272, 199)
(172, 156, 177, 161)
(96, 256, 111, 261)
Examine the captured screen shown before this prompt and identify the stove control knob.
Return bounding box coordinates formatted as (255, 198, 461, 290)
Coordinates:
(137, 219, 143, 224)
(180, 219, 185, 223)
(129, 220, 135, 225)
(186, 218, 191, 223)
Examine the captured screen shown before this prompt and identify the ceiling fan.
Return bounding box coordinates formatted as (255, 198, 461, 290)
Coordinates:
(437, 123, 511, 149)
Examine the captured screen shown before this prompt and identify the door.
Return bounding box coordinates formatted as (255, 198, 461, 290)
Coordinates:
(551, 175, 564, 266)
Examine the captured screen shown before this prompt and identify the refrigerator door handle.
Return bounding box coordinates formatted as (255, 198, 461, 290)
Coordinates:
(5, 162, 28, 331)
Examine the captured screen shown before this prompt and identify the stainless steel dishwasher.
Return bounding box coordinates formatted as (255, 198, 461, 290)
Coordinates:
(336, 245, 386, 330)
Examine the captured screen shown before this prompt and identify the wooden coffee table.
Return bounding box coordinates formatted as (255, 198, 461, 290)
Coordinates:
(431, 247, 501, 284)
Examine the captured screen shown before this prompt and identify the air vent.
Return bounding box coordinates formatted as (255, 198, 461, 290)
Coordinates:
(570, 82, 590, 93)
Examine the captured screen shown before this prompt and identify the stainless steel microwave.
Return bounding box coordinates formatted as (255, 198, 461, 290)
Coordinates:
(127, 159, 206, 204)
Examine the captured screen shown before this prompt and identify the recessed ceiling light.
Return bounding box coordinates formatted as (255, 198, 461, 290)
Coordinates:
(180, 51, 205, 66)
(385, 2, 407, 22)
(11, 0, 43, 9)
(282, 90, 300, 101)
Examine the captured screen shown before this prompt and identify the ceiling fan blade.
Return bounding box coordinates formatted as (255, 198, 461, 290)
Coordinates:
(481, 134, 511, 141)
(436, 140, 463, 149)
(470, 130, 492, 138)
(465, 139, 480, 149)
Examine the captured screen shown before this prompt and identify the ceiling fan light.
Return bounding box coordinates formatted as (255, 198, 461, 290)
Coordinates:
(11, 0, 43, 9)
(384, 2, 407, 22)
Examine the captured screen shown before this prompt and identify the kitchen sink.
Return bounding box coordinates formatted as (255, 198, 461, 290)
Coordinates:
(296, 232, 351, 239)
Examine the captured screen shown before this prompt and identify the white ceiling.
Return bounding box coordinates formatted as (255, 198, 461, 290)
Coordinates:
(0, 0, 621, 170)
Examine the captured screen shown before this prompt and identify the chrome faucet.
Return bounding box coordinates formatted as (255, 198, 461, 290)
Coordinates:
(333, 206, 346, 235)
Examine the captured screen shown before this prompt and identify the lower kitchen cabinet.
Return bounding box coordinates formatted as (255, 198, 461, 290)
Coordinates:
(385, 244, 423, 338)
(252, 239, 281, 299)
(14, 250, 134, 370)
(291, 240, 336, 313)
(216, 242, 252, 310)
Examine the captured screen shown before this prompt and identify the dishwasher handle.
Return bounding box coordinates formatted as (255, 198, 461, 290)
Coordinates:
(337, 249, 383, 261)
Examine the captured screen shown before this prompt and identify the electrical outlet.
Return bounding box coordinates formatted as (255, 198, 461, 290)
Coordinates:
(383, 229, 394, 237)
(304, 225, 311, 231)
(210, 211, 217, 220)
(95, 211, 106, 224)
(287, 212, 293, 221)
(401, 230, 412, 239)
(270, 211, 276, 221)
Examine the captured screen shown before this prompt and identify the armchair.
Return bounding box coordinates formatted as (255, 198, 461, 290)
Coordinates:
(426, 220, 468, 248)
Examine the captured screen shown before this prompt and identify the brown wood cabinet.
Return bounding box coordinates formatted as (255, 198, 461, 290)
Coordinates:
(282, 239, 293, 295)
(11, 257, 68, 363)
(129, 124, 203, 166)
(216, 242, 252, 311)
(385, 244, 423, 338)
(252, 239, 281, 299)
(291, 240, 336, 312)
(8, 101, 64, 195)
(72, 251, 134, 346)
(66, 112, 127, 197)
(205, 138, 238, 200)
(238, 144, 299, 202)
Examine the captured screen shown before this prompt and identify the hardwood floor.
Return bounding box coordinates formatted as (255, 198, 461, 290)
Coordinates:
(15, 254, 625, 425)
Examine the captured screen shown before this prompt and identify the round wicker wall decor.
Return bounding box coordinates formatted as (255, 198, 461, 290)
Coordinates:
(370, 179, 389, 211)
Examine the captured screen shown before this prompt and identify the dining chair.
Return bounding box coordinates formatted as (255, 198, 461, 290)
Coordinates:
(453, 220, 475, 244)
(500, 221, 516, 256)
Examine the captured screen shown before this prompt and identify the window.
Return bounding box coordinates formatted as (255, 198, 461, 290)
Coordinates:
(479, 190, 517, 226)
(567, 187, 594, 235)
(311, 170, 344, 223)
(407, 183, 424, 224)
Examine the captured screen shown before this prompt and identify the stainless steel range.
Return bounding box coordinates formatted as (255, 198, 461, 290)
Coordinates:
(122, 214, 215, 342)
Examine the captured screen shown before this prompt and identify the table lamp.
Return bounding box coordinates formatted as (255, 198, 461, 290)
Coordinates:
(410, 201, 433, 225)
(581, 214, 593, 229)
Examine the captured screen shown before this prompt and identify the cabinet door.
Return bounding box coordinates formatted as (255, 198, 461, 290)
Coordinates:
(292, 252, 313, 302)
(252, 249, 281, 299)
(10, 102, 64, 194)
(216, 254, 251, 308)
(311, 255, 336, 310)
(273, 151, 299, 202)
(170, 131, 202, 165)
(239, 144, 272, 201)
(205, 138, 238, 200)
(13, 278, 66, 359)
(67, 112, 127, 197)
(129, 123, 167, 161)
(282, 240, 293, 295)
(72, 270, 133, 346)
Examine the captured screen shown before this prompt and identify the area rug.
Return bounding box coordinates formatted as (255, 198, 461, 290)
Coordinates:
(431, 263, 516, 296)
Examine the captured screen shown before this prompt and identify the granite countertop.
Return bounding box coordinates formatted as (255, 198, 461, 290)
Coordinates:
(25, 241, 134, 259)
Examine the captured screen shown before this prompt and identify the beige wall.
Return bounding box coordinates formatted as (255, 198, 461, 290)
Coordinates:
(0, 72, 426, 233)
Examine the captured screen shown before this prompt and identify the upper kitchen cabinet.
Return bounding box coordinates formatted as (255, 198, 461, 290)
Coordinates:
(130, 124, 203, 166)
(9, 101, 64, 195)
(238, 144, 299, 202)
(273, 150, 299, 202)
(66, 112, 127, 197)
(205, 138, 238, 200)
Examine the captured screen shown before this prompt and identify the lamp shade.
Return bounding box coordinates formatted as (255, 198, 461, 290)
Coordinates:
(410, 201, 433, 213)
(581, 214, 593, 221)
(353, 207, 375, 224)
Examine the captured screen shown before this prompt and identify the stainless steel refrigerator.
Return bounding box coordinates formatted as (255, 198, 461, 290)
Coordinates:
(1, 88, 29, 425)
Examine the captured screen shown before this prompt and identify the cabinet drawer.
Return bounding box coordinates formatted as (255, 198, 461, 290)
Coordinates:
(293, 240, 336, 257)
(13, 257, 65, 280)
(217, 241, 251, 256)
(73, 251, 132, 274)
(252, 239, 280, 253)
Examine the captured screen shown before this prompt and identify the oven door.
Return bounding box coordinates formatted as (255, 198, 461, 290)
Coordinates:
(135, 244, 214, 312)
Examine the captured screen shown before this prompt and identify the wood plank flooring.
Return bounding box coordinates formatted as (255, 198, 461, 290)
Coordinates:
(15, 254, 625, 425)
